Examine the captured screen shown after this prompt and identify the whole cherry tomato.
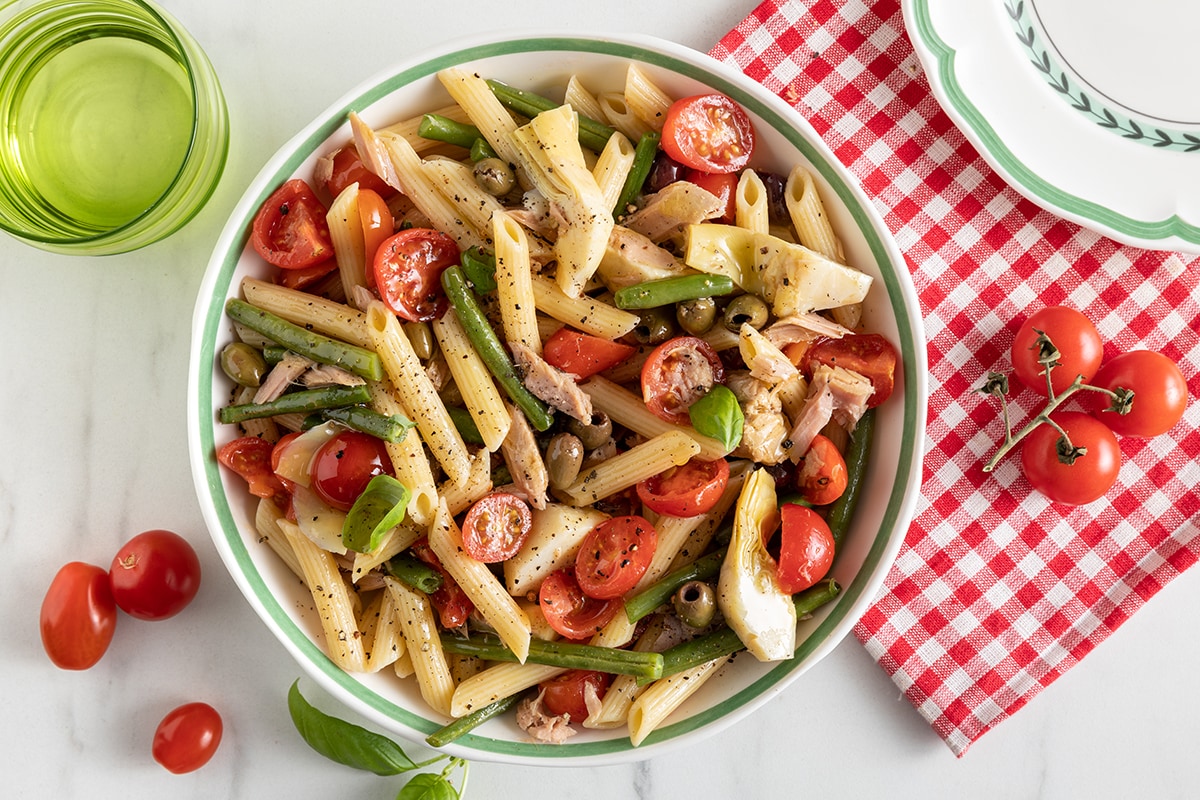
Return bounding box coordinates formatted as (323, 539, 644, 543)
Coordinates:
(40, 562, 117, 670)
(109, 530, 202, 621)
(152, 702, 223, 774)
(310, 430, 393, 511)
(795, 435, 848, 506)
(1011, 306, 1102, 397)
(776, 504, 835, 594)
(1089, 350, 1187, 438)
(1021, 411, 1120, 505)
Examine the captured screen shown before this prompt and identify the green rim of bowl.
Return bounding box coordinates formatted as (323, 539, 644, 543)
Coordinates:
(193, 35, 923, 761)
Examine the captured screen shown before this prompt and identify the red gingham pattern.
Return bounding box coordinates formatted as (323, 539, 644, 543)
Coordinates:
(711, 0, 1200, 755)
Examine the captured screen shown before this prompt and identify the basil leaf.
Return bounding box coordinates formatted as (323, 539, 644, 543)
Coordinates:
(287, 680, 417, 776)
(343, 474, 411, 553)
(397, 773, 460, 800)
(687, 384, 744, 452)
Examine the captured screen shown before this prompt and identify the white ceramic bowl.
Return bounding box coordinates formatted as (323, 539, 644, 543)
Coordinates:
(188, 32, 927, 766)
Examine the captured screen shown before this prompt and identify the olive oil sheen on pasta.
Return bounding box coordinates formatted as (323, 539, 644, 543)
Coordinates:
(16, 35, 193, 229)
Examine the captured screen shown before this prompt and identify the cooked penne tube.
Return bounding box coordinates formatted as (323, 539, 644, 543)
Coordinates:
(350, 524, 422, 582)
(279, 520, 367, 672)
(735, 169, 770, 235)
(431, 308, 511, 452)
(561, 430, 700, 506)
(254, 496, 302, 581)
(366, 302, 472, 487)
(450, 662, 566, 718)
(436, 67, 525, 178)
(437, 450, 493, 516)
(492, 210, 541, 355)
(325, 182, 370, 305)
(785, 163, 845, 263)
(592, 131, 636, 213)
(240, 277, 372, 348)
(598, 91, 653, 142)
(564, 74, 606, 124)
(581, 375, 730, 461)
(529, 273, 639, 339)
(384, 577, 455, 716)
(427, 499, 532, 663)
(628, 656, 729, 746)
(623, 63, 672, 131)
(361, 587, 408, 673)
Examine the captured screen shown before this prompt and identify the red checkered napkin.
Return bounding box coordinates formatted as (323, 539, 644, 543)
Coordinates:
(711, 0, 1200, 755)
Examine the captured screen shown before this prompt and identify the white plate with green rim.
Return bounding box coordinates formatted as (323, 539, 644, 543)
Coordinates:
(187, 31, 926, 766)
(903, 0, 1200, 253)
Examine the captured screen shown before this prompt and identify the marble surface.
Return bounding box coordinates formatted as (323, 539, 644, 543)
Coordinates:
(3, 1, 1198, 797)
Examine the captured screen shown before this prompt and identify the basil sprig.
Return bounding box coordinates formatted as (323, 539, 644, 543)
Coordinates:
(688, 384, 744, 453)
(287, 681, 468, 798)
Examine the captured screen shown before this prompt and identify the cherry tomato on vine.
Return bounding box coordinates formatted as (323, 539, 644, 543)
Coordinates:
(1011, 306, 1103, 397)
(802, 333, 898, 408)
(373, 227, 459, 322)
(1089, 350, 1187, 438)
(661, 93, 755, 174)
(641, 335, 725, 425)
(218, 436, 287, 499)
(574, 516, 658, 600)
(1020, 411, 1120, 505)
(795, 435, 848, 506)
(310, 430, 393, 511)
(40, 562, 117, 670)
(109, 530, 202, 621)
(250, 179, 334, 269)
(543, 327, 637, 380)
(152, 702, 223, 774)
(776, 504, 835, 594)
(538, 569, 619, 641)
(461, 493, 533, 563)
(539, 669, 613, 720)
(636, 457, 730, 518)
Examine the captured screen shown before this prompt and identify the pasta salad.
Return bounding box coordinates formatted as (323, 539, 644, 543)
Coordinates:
(213, 62, 898, 748)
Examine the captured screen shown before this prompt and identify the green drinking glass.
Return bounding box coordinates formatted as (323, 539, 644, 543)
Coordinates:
(0, 0, 229, 255)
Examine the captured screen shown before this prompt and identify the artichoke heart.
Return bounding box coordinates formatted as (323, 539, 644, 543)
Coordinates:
(717, 468, 796, 661)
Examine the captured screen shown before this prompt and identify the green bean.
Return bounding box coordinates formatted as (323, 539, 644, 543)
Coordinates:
(624, 547, 727, 623)
(460, 246, 497, 293)
(614, 274, 736, 310)
(826, 407, 874, 546)
(649, 579, 840, 682)
(613, 130, 660, 217)
(262, 345, 288, 364)
(439, 633, 664, 680)
(218, 384, 371, 424)
(385, 552, 444, 594)
(485, 79, 615, 153)
(469, 137, 498, 162)
(320, 405, 415, 443)
(447, 406, 486, 446)
(441, 266, 554, 431)
(425, 692, 522, 748)
(417, 113, 484, 149)
(225, 298, 383, 381)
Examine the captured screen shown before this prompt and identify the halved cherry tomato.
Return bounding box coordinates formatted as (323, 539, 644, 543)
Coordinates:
(574, 516, 658, 600)
(277, 259, 338, 291)
(1089, 350, 1187, 438)
(40, 562, 117, 670)
(802, 333, 898, 408)
(310, 430, 393, 511)
(661, 93, 755, 174)
(109, 530, 202, 621)
(641, 336, 725, 424)
(251, 179, 334, 269)
(684, 169, 737, 224)
(636, 457, 730, 518)
(218, 436, 286, 499)
(539, 669, 613, 720)
(543, 327, 638, 380)
(776, 504, 835, 594)
(322, 144, 395, 200)
(374, 228, 459, 322)
(1011, 305, 1103, 397)
(794, 435, 848, 506)
(410, 539, 475, 629)
(538, 569, 619, 640)
(152, 702, 223, 774)
(1021, 411, 1120, 505)
(357, 188, 394, 287)
(461, 493, 533, 563)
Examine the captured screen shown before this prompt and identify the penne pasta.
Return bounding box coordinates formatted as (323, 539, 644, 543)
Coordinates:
(279, 520, 366, 672)
(785, 163, 845, 263)
(437, 450, 494, 516)
(564, 74, 606, 125)
(240, 277, 372, 348)
(492, 210, 541, 355)
(598, 91, 653, 142)
(325, 182, 370, 306)
(628, 656, 729, 746)
(384, 576, 455, 717)
(592, 131, 636, 213)
(431, 308, 511, 452)
(529, 273, 639, 339)
(450, 662, 566, 718)
(366, 380, 439, 527)
(735, 169, 770, 235)
(436, 67, 525, 178)
(623, 63, 672, 132)
(561, 430, 700, 506)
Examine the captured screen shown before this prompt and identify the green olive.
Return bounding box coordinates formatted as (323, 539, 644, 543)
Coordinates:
(566, 412, 613, 450)
(673, 580, 716, 629)
(220, 342, 267, 388)
(722, 294, 770, 331)
(676, 297, 717, 335)
(403, 321, 436, 361)
(473, 157, 516, 196)
(633, 306, 676, 345)
(545, 432, 584, 491)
